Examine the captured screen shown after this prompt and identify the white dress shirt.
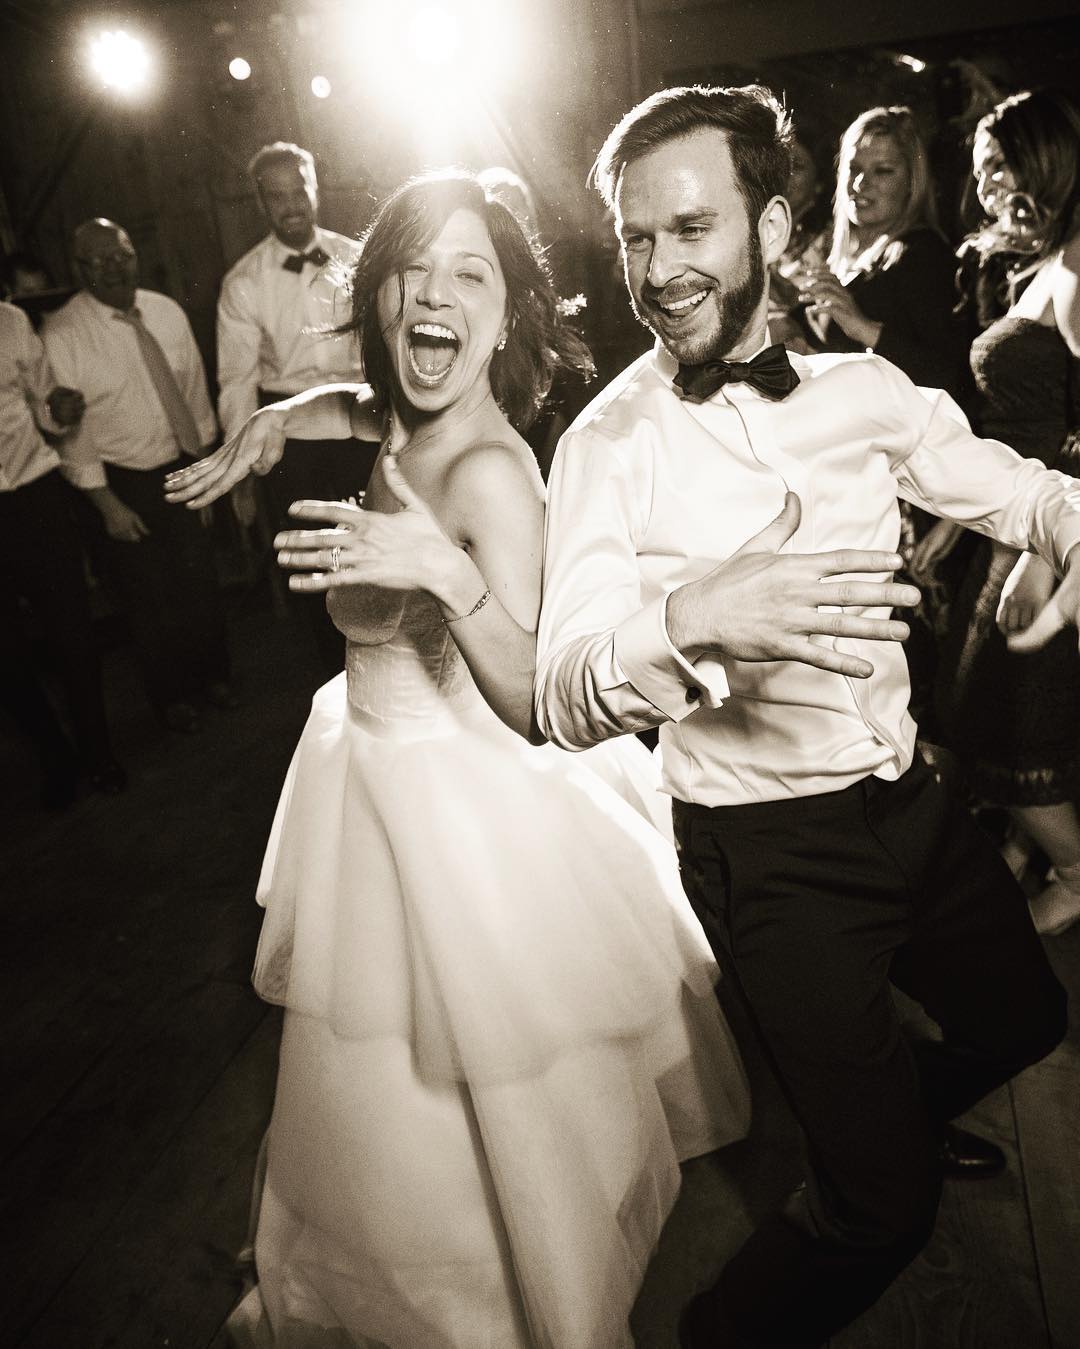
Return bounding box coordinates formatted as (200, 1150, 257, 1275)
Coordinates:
(0, 300, 64, 492)
(42, 289, 217, 490)
(535, 342, 1080, 806)
(216, 226, 363, 440)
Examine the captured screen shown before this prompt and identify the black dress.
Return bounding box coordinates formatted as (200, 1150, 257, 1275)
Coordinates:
(816, 227, 971, 400)
(936, 317, 1080, 805)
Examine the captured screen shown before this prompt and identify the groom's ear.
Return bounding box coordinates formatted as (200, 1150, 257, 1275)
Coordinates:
(760, 196, 792, 267)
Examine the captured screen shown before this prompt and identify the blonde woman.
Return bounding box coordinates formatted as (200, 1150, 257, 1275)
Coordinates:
(801, 105, 969, 396)
(802, 106, 972, 729)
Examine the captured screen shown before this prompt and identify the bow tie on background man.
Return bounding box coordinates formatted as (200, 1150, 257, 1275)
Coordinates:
(282, 246, 331, 273)
(674, 342, 800, 403)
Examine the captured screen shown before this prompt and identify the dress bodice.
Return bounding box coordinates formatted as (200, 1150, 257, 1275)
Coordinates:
(326, 585, 474, 733)
(970, 317, 1075, 463)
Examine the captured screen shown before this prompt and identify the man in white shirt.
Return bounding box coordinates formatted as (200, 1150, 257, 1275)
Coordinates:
(535, 86, 1078, 1349)
(44, 219, 233, 735)
(0, 298, 124, 803)
(217, 142, 375, 673)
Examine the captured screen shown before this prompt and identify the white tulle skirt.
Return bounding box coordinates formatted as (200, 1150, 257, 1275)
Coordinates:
(229, 674, 749, 1348)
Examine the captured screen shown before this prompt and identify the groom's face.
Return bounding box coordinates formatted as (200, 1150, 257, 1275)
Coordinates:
(614, 128, 768, 365)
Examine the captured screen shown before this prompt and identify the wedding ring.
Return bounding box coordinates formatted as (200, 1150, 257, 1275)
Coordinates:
(329, 545, 341, 573)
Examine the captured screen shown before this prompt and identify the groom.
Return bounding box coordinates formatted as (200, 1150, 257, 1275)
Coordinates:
(534, 84, 1076, 1348)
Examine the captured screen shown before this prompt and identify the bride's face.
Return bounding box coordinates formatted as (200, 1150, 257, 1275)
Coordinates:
(377, 207, 508, 417)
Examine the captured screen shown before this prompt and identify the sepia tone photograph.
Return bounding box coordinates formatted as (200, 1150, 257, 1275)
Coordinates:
(2, 0, 1079, 1345)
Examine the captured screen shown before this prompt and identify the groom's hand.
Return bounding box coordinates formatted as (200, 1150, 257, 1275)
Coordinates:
(665, 493, 920, 679)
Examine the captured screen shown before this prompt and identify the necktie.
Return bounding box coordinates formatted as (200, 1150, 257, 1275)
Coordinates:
(282, 246, 331, 273)
(674, 342, 800, 403)
(117, 308, 201, 456)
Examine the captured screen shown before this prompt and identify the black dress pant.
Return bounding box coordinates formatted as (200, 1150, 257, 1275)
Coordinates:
(100, 459, 230, 715)
(673, 755, 1066, 1348)
(258, 390, 379, 677)
(0, 469, 113, 774)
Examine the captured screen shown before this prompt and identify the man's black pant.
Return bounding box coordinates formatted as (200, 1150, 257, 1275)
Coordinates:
(100, 459, 230, 716)
(673, 755, 1066, 1348)
(0, 469, 113, 775)
(258, 390, 379, 677)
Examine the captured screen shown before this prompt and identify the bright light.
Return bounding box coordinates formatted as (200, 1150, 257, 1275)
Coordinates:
(229, 57, 252, 81)
(88, 29, 152, 96)
(410, 6, 461, 67)
(347, 0, 528, 160)
(895, 53, 927, 73)
(311, 75, 332, 99)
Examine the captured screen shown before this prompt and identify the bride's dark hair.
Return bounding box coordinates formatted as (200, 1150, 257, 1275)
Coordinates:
(343, 169, 593, 432)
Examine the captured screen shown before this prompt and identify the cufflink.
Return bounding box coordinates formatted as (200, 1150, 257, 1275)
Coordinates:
(686, 686, 701, 703)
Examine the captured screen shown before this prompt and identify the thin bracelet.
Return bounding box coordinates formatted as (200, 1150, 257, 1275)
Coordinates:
(443, 588, 492, 624)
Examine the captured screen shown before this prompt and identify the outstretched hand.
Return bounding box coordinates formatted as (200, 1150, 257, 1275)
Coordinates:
(163, 406, 288, 509)
(1002, 552, 1080, 654)
(667, 492, 920, 679)
(276, 454, 458, 594)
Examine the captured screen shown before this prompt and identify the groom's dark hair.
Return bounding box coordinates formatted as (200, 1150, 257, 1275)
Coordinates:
(591, 84, 793, 230)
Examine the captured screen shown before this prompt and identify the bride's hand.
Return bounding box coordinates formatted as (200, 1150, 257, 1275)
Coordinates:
(164, 406, 288, 509)
(277, 455, 462, 595)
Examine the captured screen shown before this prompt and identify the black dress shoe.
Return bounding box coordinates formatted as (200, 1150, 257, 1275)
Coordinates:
(939, 1123, 1006, 1179)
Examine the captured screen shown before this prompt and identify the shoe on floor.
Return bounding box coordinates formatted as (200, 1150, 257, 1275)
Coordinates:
(939, 1123, 1005, 1179)
(163, 701, 202, 734)
(1028, 861, 1080, 936)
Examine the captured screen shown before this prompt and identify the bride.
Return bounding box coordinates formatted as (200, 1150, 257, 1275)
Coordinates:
(166, 170, 749, 1348)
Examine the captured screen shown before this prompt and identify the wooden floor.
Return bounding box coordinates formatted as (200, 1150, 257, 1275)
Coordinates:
(3, 590, 1079, 1349)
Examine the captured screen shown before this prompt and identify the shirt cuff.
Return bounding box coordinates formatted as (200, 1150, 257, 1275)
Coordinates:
(612, 592, 730, 722)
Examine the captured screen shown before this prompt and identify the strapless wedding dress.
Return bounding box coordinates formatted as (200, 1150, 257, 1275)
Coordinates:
(229, 584, 750, 1348)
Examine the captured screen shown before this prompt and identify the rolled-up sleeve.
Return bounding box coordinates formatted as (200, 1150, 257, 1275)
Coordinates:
(216, 272, 262, 441)
(535, 423, 729, 750)
(41, 320, 108, 490)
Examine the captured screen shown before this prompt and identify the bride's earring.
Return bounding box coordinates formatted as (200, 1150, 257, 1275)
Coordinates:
(496, 333, 507, 351)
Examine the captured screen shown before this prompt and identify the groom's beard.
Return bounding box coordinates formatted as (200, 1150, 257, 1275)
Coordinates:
(629, 226, 767, 366)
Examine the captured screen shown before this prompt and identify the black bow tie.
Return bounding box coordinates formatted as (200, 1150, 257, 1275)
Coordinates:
(674, 343, 800, 403)
(282, 246, 330, 273)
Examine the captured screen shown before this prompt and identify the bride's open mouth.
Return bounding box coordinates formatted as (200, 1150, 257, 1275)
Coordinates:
(407, 323, 461, 386)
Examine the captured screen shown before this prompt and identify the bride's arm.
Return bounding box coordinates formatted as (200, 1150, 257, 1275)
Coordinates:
(262, 382, 380, 440)
(436, 444, 547, 743)
(164, 384, 382, 509)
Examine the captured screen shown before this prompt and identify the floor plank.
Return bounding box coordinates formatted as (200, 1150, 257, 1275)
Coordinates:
(17, 1008, 281, 1349)
(1013, 925, 1080, 1349)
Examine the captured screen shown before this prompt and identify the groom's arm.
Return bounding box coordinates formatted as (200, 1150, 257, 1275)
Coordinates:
(534, 425, 730, 752)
